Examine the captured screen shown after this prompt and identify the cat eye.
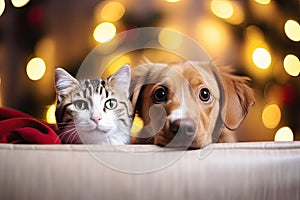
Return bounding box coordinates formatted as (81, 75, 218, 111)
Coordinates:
(153, 86, 168, 103)
(105, 98, 118, 110)
(198, 87, 211, 103)
(73, 100, 89, 110)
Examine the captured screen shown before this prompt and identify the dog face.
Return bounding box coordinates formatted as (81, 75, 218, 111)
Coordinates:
(130, 61, 255, 148)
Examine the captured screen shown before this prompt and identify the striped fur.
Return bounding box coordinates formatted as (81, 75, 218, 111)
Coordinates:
(55, 65, 133, 144)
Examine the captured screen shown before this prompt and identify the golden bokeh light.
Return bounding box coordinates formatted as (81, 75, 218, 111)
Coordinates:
(131, 114, 144, 136)
(0, 0, 5, 16)
(274, 127, 294, 142)
(158, 29, 183, 50)
(26, 57, 46, 81)
(100, 1, 125, 22)
(166, 0, 181, 2)
(104, 55, 131, 78)
(93, 22, 117, 43)
(46, 104, 56, 124)
(254, 0, 271, 5)
(225, 2, 244, 25)
(262, 104, 281, 129)
(211, 0, 234, 19)
(11, 0, 30, 8)
(283, 54, 300, 77)
(284, 20, 300, 42)
(252, 47, 271, 69)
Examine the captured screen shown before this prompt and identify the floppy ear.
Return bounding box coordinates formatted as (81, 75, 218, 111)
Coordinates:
(219, 67, 255, 130)
(108, 64, 131, 98)
(129, 64, 153, 112)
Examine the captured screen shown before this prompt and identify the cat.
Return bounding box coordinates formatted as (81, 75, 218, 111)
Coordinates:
(54, 65, 133, 145)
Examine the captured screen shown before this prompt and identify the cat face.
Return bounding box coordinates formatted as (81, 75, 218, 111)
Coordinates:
(54, 65, 133, 144)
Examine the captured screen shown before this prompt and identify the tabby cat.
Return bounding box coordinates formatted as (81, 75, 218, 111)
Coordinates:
(54, 65, 133, 144)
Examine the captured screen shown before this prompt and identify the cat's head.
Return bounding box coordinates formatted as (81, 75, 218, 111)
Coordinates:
(54, 65, 133, 144)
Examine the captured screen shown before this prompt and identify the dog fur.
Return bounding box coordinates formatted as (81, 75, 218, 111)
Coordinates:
(130, 61, 255, 148)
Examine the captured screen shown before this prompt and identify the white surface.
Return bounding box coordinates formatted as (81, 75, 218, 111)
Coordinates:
(0, 142, 300, 200)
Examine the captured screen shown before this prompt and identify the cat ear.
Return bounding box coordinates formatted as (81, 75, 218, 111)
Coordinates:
(55, 68, 78, 95)
(108, 64, 131, 97)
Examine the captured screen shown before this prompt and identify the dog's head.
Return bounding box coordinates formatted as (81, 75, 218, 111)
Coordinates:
(130, 61, 255, 148)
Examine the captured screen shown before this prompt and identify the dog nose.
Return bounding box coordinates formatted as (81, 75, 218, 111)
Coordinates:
(170, 119, 196, 136)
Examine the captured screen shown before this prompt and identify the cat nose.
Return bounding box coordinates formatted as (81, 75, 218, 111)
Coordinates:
(92, 115, 102, 124)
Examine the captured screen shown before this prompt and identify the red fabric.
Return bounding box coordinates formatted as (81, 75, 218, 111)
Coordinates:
(0, 107, 61, 144)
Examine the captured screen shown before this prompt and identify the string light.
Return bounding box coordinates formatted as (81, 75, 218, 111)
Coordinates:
(11, 0, 30, 8)
(262, 104, 281, 129)
(283, 54, 300, 77)
(225, 2, 244, 25)
(158, 29, 183, 50)
(284, 20, 300, 42)
(93, 22, 117, 43)
(26, 57, 46, 81)
(0, 0, 5, 16)
(252, 47, 271, 69)
(100, 1, 125, 22)
(274, 127, 294, 142)
(46, 104, 56, 124)
(211, 0, 234, 19)
(254, 0, 271, 5)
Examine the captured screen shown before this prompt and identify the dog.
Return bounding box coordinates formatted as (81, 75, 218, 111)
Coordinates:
(130, 61, 255, 148)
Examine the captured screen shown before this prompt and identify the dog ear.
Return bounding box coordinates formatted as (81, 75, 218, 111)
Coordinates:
(130, 64, 152, 112)
(219, 67, 255, 130)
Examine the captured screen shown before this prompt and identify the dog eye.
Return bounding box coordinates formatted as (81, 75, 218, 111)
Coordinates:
(73, 100, 89, 110)
(153, 87, 168, 103)
(199, 88, 211, 102)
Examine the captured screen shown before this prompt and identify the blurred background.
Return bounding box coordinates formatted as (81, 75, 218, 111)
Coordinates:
(0, 0, 299, 142)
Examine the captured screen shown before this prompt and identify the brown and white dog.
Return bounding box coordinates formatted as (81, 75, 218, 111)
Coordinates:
(130, 61, 255, 148)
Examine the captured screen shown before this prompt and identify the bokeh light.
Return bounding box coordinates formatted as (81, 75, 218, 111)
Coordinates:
(11, 0, 30, 8)
(0, 0, 5, 16)
(166, 0, 181, 2)
(225, 2, 244, 25)
(93, 22, 117, 43)
(211, 0, 234, 19)
(46, 104, 56, 124)
(254, 0, 271, 5)
(274, 127, 294, 142)
(26, 57, 46, 81)
(283, 54, 300, 77)
(262, 103, 281, 129)
(158, 29, 183, 50)
(131, 114, 144, 136)
(104, 55, 131, 78)
(252, 47, 271, 69)
(100, 1, 125, 22)
(284, 20, 300, 42)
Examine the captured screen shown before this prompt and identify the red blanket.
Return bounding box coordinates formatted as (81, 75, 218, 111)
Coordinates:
(0, 107, 61, 144)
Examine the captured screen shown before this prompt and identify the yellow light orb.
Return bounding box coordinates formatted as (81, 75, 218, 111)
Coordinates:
(225, 2, 244, 25)
(26, 57, 46, 81)
(11, 0, 30, 8)
(100, 1, 125, 22)
(284, 20, 300, 42)
(283, 54, 300, 77)
(211, 0, 234, 19)
(158, 29, 183, 50)
(166, 0, 181, 2)
(0, 0, 5, 16)
(104, 56, 131, 78)
(254, 0, 271, 5)
(46, 104, 56, 124)
(252, 48, 271, 69)
(131, 114, 144, 136)
(262, 104, 281, 129)
(93, 22, 117, 43)
(274, 127, 294, 142)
